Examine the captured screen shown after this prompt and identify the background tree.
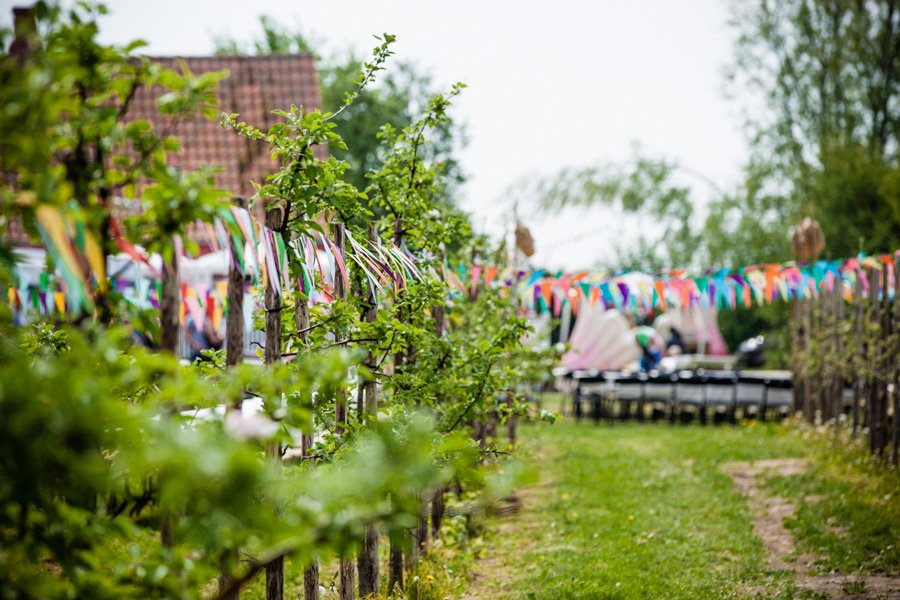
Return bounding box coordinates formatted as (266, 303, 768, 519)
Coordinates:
(214, 17, 466, 203)
(728, 0, 900, 258)
(512, 153, 705, 271)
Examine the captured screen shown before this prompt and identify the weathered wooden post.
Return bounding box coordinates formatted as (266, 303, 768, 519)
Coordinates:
(357, 224, 380, 598)
(388, 217, 405, 594)
(892, 261, 900, 466)
(226, 199, 246, 376)
(853, 270, 864, 435)
(331, 222, 356, 600)
(219, 197, 246, 600)
(832, 280, 845, 424)
(507, 392, 517, 446)
(430, 301, 447, 541)
(822, 279, 840, 423)
(292, 236, 318, 600)
(819, 287, 832, 423)
(867, 266, 884, 457)
(875, 263, 890, 457)
(804, 298, 815, 423)
(790, 217, 824, 422)
(158, 236, 181, 548)
(792, 296, 804, 415)
(264, 206, 285, 600)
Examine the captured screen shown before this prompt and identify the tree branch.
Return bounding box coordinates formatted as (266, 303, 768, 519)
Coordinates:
(446, 359, 494, 433)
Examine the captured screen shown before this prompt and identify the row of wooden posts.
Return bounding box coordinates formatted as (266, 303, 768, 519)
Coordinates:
(792, 261, 900, 464)
(149, 197, 521, 600)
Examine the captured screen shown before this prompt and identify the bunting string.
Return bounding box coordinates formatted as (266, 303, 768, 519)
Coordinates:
(455, 252, 899, 317)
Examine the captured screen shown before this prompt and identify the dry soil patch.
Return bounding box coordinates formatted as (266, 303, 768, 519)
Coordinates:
(724, 458, 900, 598)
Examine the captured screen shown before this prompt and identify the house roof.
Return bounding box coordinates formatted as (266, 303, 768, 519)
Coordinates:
(6, 52, 324, 248)
(127, 54, 325, 197)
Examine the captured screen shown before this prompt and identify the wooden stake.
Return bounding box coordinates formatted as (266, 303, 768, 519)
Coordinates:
(333, 223, 348, 434)
(292, 249, 319, 600)
(892, 261, 900, 466)
(357, 223, 380, 598)
(868, 267, 884, 457)
(430, 303, 447, 541)
(389, 541, 404, 594)
(219, 197, 246, 600)
(792, 297, 803, 415)
(876, 263, 890, 457)
(853, 271, 864, 435)
(330, 222, 355, 600)
(389, 217, 408, 587)
(226, 198, 246, 375)
(833, 281, 845, 424)
(264, 206, 284, 600)
(804, 297, 814, 422)
(819, 291, 830, 423)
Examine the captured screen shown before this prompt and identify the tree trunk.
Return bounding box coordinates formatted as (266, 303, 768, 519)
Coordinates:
(160, 253, 180, 356)
(159, 249, 179, 547)
(264, 207, 284, 600)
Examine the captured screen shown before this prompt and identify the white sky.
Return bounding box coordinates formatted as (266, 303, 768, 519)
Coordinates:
(4, 0, 749, 271)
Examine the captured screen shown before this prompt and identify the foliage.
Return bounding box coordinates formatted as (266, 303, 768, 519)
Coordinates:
(0, 1, 228, 248)
(727, 0, 900, 259)
(0, 3, 546, 598)
(0, 323, 456, 599)
(221, 47, 535, 464)
(213, 16, 466, 201)
(517, 154, 704, 270)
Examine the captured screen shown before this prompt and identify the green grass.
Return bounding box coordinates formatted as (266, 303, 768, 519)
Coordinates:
(467, 409, 899, 599)
(763, 428, 900, 575)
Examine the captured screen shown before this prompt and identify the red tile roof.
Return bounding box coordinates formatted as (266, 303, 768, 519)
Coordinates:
(127, 54, 325, 197)
(6, 53, 324, 247)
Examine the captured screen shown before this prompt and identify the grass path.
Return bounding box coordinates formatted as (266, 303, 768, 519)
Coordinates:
(463, 417, 900, 599)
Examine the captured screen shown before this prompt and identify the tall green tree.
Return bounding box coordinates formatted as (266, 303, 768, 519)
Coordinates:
(728, 0, 900, 258)
(214, 17, 465, 200)
(513, 154, 707, 271)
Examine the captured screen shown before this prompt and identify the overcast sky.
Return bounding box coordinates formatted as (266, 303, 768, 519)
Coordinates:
(4, 0, 749, 270)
